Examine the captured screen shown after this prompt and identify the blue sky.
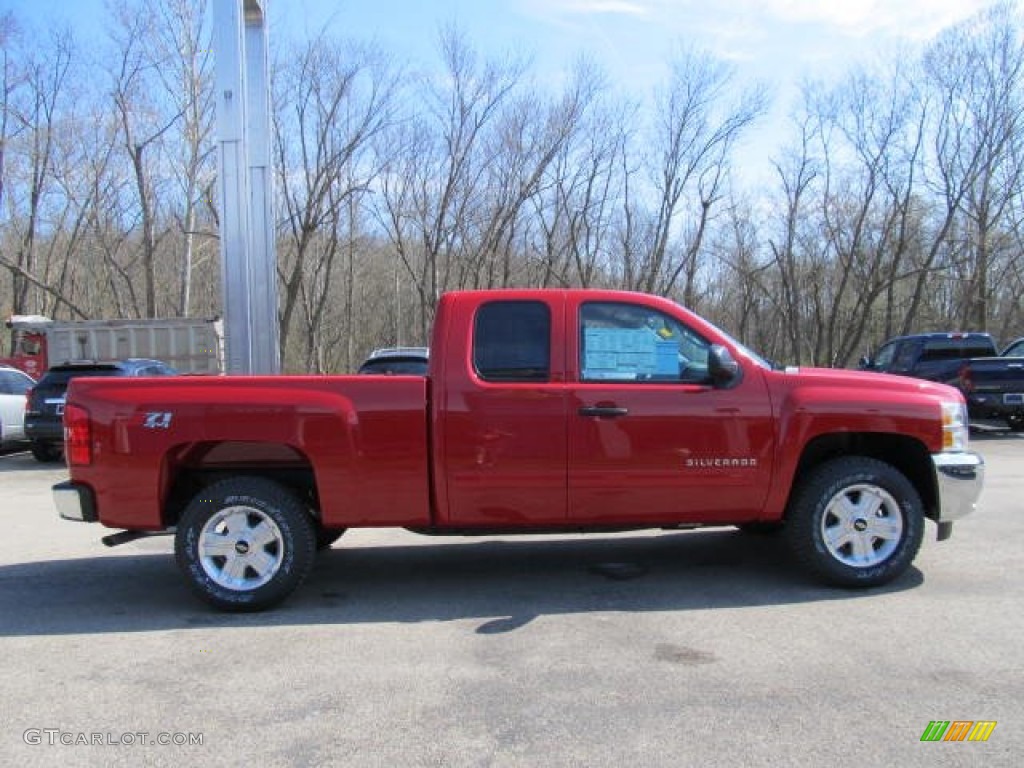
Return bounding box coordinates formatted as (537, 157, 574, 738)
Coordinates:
(278, 0, 996, 88)
(5, 0, 996, 89)
(3, 0, 1000, 182)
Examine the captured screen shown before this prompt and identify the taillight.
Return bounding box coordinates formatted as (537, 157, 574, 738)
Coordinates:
(957, 364, 974, 393)
(64, 403, 92, 466)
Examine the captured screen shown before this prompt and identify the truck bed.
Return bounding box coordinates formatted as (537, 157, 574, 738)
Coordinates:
(66, 374, 432, 530)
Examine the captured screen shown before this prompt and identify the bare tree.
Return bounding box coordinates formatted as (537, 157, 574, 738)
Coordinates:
(376, 26, 526, 339)
(274, 34, 398, 370)
(532, 61, 633, 288)
(899, 6, 1015, 334)
(470, 58, 604, 289)
(0, 21, 74, 314)
(811, 58, 930, 365)
(0, 11, 16, 217)
(107, 0, 187, 318)
(149, 0, 215, 317)
(710, 197, 778, 354)
(767, 108, 821, 365)
(937, 2, 1024, 331)
(3, 0, 1024, 366)
(628, 47, 767, 302)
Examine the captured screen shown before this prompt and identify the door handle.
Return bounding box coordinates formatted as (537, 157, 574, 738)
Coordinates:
(579, 406, 629, 418)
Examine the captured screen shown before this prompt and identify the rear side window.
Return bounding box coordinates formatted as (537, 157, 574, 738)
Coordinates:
(921, 338, 994, 361)
(473, 301, 550, 382)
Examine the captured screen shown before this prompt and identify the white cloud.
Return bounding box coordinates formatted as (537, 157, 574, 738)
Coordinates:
(519, 0, 997, 61)
(520, 0, 652, 18)
(745, 0, 996, 40)
(565, 0, 650, 13)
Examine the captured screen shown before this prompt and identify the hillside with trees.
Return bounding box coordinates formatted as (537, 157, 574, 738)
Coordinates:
(2, 0, 1022, 372)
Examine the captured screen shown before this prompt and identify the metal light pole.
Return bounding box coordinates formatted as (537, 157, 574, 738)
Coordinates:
(213, 0, 280, 374)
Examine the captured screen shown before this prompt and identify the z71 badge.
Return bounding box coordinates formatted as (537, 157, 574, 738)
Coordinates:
(143, 412, 173, 429)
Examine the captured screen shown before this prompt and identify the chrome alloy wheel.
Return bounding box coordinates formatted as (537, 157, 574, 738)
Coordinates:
(197, 506, 285, 591)
(820, 483, 904, 568)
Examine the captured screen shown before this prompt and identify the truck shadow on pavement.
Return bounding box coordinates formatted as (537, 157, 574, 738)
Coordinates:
(0, 529, 923, 637)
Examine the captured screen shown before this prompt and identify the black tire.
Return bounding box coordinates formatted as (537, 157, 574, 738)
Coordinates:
(785, 457, 924, 588)
(175, 477, 317, 612)
(1007, 413, 1024, 432)
(30, 441, 63, 463)
(316, 527, 346, 551)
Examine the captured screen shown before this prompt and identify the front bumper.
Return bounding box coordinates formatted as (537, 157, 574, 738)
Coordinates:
(931, 452, 984, 523)
(54, 481, 98, 523)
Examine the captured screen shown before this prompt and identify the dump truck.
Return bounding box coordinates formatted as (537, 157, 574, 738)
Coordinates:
(2, 315, 223, 378)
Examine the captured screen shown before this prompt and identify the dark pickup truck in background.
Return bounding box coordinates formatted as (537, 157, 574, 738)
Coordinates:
(1003, 337, 1024, 358)
(860, 332, 1024, 431)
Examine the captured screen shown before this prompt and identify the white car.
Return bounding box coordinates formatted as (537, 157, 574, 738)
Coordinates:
(357, 347, 429, 375)
(0, 364, 36, 448)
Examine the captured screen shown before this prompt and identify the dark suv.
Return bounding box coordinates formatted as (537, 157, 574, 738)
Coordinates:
(24, 359, 177, 462)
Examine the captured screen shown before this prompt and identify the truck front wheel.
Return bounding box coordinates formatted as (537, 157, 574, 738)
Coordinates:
(786, 457, 924, 588)
(175, 477, 316, 611)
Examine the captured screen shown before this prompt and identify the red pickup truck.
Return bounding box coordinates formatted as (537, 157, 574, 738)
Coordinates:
(54, 290, 984, 611)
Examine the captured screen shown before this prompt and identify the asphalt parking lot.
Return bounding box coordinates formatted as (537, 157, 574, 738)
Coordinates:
(1, 433, 1021, 767)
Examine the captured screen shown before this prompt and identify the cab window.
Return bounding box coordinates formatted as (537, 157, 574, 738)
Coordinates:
(473, 301, 551, 382)
(579, 302, 710, 384)
(892, 342, 920, 372)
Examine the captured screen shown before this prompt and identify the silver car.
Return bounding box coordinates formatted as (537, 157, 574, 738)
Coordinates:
(357, 347, 429, 375)
(0, 364, 35, 448)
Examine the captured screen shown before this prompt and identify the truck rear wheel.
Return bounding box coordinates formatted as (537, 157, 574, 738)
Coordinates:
(175, 477, 316, 611)
(30, 440, 63, 463)
(786, 457, 924, 588)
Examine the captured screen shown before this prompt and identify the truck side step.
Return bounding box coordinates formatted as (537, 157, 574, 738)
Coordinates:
(101, 529, 174, 547)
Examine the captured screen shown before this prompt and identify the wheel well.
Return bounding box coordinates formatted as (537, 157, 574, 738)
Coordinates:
(162, 442, 321, 527)
(788, 433, 937, 519)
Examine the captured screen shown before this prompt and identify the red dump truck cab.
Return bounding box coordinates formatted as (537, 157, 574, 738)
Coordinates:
(54, 289, 984, 611)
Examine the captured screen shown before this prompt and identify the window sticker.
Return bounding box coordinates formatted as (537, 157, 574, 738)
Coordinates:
(583, 327, 665, 379)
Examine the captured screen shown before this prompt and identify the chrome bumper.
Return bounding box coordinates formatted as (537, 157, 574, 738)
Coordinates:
(54, 481, 98, 523)
(931, 452, 984, 523)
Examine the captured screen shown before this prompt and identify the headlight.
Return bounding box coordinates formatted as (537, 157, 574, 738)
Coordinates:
(941, 400, 969, 452)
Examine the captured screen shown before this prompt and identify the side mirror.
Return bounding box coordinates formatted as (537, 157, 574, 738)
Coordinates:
(708, 344, 742, 388)
(858, 356, 873, 370)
